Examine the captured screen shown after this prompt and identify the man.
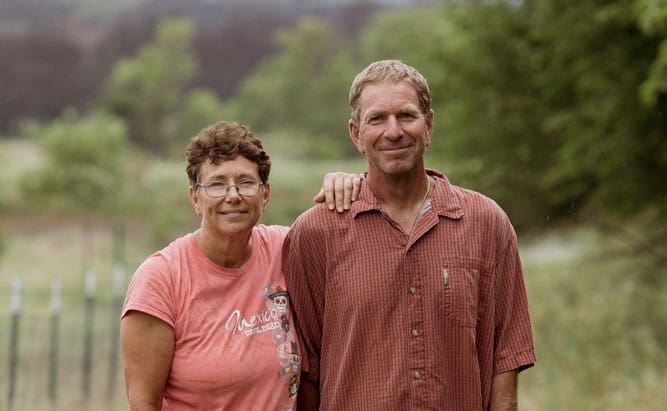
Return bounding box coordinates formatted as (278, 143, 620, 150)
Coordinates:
(283, 60, 536, 410)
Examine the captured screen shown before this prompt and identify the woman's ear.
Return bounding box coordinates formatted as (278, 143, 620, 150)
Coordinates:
(189, 185, 201, 216)
(262, 182, 271, 211)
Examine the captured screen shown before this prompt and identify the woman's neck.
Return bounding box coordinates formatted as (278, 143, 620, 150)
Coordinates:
(195, 229, 253, 269)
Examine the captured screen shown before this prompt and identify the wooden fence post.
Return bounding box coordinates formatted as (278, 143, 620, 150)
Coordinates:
(82, 269, 96, 401)
(49, 279, 61, 406)
(7, 276, 21, 411)
(107, 262, 125, 402)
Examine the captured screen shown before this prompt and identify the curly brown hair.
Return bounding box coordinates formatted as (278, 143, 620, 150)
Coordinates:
(185, 121, 271, 186)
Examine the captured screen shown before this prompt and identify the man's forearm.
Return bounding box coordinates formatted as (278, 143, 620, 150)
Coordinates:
(489, 370, 518, 411)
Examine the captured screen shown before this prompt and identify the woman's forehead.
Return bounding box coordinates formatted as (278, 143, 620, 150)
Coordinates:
(199, 156, 259, 180)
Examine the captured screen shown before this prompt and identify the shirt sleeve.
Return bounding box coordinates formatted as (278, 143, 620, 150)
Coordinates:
(282, 209, 328, 382)
(121, 252, 176, 329)
(492, 216, 536, 374)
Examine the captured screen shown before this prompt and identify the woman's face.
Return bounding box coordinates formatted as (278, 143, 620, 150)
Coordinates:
(189, 155, 270, 238)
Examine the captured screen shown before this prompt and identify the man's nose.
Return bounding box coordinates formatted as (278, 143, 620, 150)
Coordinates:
(384, 116, 403, 139)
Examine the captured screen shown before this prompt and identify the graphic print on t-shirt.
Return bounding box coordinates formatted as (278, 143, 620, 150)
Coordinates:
(264, 284, 300, 397)
(223, 282, 300, 397)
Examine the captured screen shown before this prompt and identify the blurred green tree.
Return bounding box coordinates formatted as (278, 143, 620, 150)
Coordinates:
(638, 0, 667, 106)
(357, 4, 554, 225)
(101, 18, 197, 157)
(19, 110, 130, 215)
(226, 18, 357, 157)
(520, 0, 667, 222)
(166, 88, 226, 157)
(358, 0, 666, 229)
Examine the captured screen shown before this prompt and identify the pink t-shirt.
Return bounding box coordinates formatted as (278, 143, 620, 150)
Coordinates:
(122, 225, 300, 410)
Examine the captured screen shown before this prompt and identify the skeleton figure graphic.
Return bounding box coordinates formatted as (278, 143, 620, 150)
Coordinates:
(280, 314, 290, 334)
(268, 289, 289, 313)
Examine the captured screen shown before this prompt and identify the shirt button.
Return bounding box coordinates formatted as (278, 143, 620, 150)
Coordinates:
(409, 286, 417, 294)
(411, 328, 420, 337)
(414, 371, 422, 379)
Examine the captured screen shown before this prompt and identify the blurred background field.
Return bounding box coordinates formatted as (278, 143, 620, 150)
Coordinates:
(1, 0, 666, 409)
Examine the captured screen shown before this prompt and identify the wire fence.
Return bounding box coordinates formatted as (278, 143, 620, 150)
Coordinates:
(2, 225, 129, 411)
(2, 268, 127, 411)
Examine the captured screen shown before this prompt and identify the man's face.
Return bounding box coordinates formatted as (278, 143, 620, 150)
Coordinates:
(189, 155, 270, 237)
(349, 80, 433, 178)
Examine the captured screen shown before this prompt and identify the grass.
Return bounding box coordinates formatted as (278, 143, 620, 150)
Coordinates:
(518, 225, 666, 410)
(1, 140, 665, 409)
(0, 215, 137, 410)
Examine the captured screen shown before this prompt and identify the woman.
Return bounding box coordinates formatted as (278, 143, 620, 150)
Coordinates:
(120, 121, 360, 410)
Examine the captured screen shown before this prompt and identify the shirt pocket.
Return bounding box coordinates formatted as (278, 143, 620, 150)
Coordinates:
(439, 261, 479, 328)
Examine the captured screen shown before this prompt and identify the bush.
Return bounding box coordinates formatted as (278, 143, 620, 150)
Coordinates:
(19, 110, 130, 216)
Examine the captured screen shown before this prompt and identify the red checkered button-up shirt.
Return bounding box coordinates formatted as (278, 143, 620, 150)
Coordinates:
(283, 171, 535, 410)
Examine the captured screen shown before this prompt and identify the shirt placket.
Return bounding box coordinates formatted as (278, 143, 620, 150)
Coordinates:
(405, 211, 438, 409)
(405, 243, 427, 408)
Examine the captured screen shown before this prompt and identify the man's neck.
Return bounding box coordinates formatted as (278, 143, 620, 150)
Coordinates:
(367, 168, 430, 209)
(367, 170, 432, 234)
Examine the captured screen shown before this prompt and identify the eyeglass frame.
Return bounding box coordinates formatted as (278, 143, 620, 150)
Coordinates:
(196, 179, 264, 198)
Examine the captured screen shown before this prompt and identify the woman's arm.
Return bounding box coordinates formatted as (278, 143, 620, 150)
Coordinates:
(121, 310, 175, 411)
(314, 172, 363, 212)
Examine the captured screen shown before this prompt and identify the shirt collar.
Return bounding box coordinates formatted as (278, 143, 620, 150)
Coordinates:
(427, 169, 464, 220)
(351, 169, 464, 220)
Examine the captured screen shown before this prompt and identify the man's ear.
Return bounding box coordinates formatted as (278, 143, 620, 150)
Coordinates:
(424, 109, 434, 147)
(349, 119, 365, 154)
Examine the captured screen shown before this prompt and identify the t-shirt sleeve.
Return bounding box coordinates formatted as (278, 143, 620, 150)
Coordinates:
(121, 253, 176, 329)
(493, 216, 536, 374)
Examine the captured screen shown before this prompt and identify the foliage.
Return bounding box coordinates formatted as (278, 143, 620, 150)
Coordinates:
(226, 18, 357, 158)
(520, 0, 667, 221)
(136, 159, 198, 246)
(353, 1, 667, 229)
(18, 110, 130, 215)
(357, 7, 452, 99)
(101, 18, 198, 156)
(355, 4, 555, 225)
(0, 0, 384, 135)
(166, 88, 227, 158)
